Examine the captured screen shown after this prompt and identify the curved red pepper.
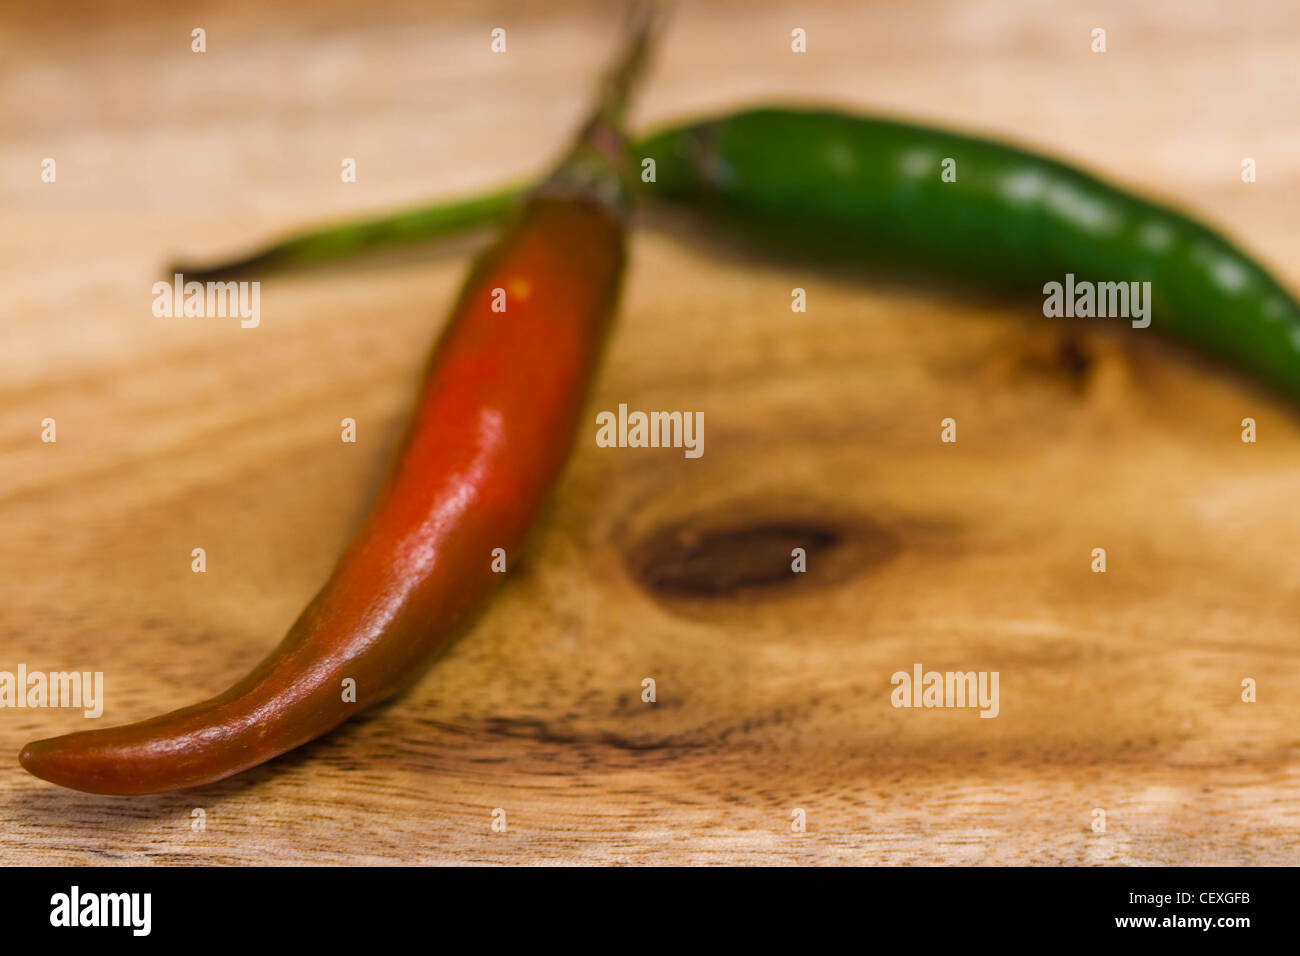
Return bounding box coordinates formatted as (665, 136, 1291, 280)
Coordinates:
(19, 193, 625, 795)
(15, 9, 655, 792)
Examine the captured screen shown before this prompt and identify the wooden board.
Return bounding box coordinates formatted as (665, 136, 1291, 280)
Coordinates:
(2, 0, 1299, 864)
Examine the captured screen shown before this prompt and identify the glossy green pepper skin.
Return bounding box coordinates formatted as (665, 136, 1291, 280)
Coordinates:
(638, 107, 1300, 398)
(180, 105, 1300, 402)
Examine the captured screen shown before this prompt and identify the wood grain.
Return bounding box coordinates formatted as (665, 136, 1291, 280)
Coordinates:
(2, 0, 1299, 864)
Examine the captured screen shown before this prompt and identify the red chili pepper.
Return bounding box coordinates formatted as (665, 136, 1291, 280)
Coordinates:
(18, 20, 653, 795)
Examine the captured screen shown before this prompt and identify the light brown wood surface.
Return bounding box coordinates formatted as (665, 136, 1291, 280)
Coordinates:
(3, 0, 1299, 864)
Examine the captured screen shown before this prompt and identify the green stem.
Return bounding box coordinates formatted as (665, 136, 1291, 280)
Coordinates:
(175, 6, 660, 282)
(169, 185, 524, 281)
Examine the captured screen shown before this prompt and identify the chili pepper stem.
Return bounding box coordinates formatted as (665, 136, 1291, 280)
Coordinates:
(535, 0, 658, 215)
(170, 186, 525, 281)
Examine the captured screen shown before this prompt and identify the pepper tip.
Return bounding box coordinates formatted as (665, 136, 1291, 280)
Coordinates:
(19, 740, 44, 776)
(18, 738, 69, 788)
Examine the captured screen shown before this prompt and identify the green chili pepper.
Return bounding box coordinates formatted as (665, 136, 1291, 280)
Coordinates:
(641, 108, 1300, 399)
(177, 106, 1300, 400)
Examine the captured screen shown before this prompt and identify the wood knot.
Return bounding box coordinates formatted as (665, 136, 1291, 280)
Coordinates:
(625, 510, 899, 602)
